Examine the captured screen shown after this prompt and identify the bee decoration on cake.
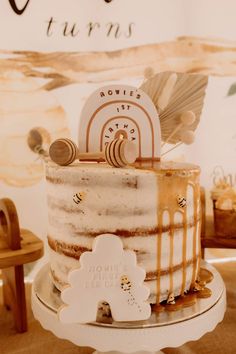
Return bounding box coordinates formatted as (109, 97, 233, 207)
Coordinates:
(120, 275, 132, 291)
(98, 301, 111, 318)
(120, 275, 142, 312)
(73, 192, 85, 205)
(177, 195, 187, 208)
(192, 282, 203, 292)
(167, 293, 176, 305)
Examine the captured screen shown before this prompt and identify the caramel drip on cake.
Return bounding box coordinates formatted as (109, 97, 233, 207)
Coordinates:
(169, 212, 174, 294)
(156, 210, 162, 303)
(46, 160, 201, 304)
(197, 288, 212, 298)
(199, 268, 213, 283)
(155, 170, 193, 302)
(176, 177, 188, 296)
(152, 267, 213, 313)
(181, 203, 188, 295)
(191, 183, 201, 286)
(196, 185, 202, 277)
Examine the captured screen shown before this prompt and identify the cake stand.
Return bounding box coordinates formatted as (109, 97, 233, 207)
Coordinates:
(32, 263, 226, 354)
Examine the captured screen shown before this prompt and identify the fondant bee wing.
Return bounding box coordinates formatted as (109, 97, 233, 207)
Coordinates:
(140, 71, 208, 144)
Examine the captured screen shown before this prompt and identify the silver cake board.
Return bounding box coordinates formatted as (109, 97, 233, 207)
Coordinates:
(32, 263, 226, 354)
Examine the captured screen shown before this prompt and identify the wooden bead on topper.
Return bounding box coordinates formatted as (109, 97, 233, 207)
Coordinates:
(104, 138, 138, 168)
(49, 138, 78, 166)
(161, 110, 196, 148)
(180, 111, 196, 126)
(180, 130, 195, 145)
(49, 138, 138, 168)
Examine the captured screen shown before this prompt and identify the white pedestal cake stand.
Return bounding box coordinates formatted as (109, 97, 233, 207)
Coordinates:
(32, 263, 226, 354)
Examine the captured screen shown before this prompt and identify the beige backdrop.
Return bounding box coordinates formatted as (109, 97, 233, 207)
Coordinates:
(0, 0, 235, 241)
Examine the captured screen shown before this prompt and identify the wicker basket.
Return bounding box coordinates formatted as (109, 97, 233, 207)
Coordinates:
(212, 199, 236, 238)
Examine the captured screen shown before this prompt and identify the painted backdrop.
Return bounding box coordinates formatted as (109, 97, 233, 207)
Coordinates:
(0, 0, 235, 240)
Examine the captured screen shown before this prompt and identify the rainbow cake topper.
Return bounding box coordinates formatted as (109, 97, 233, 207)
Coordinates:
(78, 85, 162, 161)
(47, 71, 208, 167)
(78, 72, 208, 160)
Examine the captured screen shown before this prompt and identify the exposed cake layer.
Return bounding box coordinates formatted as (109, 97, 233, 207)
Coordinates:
(46, 160, 201, 303)
(49, 249, 200, 303)
(47, 223, 200, 279)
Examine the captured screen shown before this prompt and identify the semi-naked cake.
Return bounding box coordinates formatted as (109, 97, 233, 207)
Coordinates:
(46, 72, 208, 309)
(46, 160, 201, 304)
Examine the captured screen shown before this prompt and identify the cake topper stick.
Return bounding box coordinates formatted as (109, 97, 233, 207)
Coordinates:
(161, 130, 195, 157)
(161, 142, 182, 157)
(49, 138, 138, 168)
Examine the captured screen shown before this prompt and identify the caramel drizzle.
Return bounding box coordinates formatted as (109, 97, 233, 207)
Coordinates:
(197, 185, 202, 276)
(177, 177, 188, 296)
(181, 205, 187, 295)
(169, 212, 174, 294)
(191, 183, 200, 286)
(169, 177, 189, 296)
(155, 170, 199, 303)
(152, 267, 213, 313)
(156, 210, 162, 304)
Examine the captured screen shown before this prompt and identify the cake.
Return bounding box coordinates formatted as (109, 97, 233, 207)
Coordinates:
(45, 72, 207, 309)
(46, 160, 201, 304)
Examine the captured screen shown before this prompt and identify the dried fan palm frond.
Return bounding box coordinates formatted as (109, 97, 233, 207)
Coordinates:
(140, 71, 208, 144)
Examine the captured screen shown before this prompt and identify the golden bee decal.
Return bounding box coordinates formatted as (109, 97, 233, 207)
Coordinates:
(120, 275, 141, 311)
(73, 192, 85, 205)
(120, 275, 132, 291)
(177, 195, 187, 208)
(191, 282, 203, 292)
(167, 292, 175, 305)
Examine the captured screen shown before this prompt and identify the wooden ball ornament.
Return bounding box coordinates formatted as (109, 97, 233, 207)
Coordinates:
(180, 130, 195, 145)
(49, 138, 78, 166)
(104, 138, 138, 168)
(180, 111, 196, 126)
(49, 138, 138, 167)
(161, 110, 196, 148)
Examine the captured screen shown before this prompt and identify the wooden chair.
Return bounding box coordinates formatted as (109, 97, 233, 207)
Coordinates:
(0, 198, 44, 333)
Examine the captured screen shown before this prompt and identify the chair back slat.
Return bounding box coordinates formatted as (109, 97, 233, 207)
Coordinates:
(0, 198, 21, 250)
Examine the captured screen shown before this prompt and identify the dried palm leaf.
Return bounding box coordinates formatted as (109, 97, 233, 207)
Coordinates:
(140, 71, 208, 144)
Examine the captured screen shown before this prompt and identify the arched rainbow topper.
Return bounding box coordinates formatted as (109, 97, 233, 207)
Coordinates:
(78, 85, 161, 160)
